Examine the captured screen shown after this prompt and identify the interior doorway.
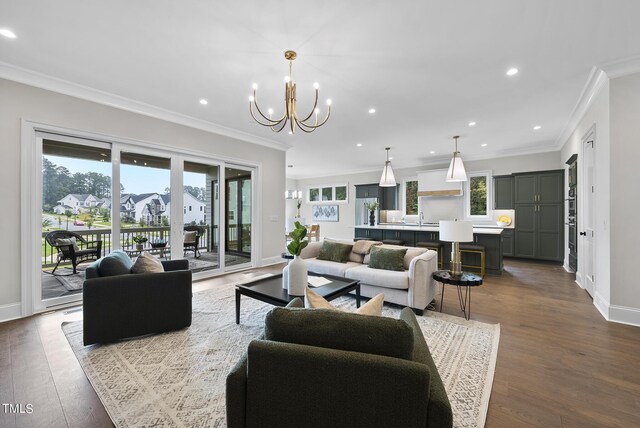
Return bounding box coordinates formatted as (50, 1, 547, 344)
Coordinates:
(225, 166, 253, 267)
(581, 130, 596, 297)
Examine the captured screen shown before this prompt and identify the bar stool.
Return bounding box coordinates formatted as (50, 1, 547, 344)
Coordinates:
(382, 239, 404, 246)
(459, 243, 485, 277)
(416, 241, 444, 269)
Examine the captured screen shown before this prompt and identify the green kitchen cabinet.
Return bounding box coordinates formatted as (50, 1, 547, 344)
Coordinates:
(355, 184, 379, 198)
(382, 229, 416, 247)
(354, 228, 383, 241)
(379, 185, 399, 210)
(514, 170, 563, 204)
(501, 229, 514, 256)
(514, 204, 563, 261)
(494, 175, 514, 209)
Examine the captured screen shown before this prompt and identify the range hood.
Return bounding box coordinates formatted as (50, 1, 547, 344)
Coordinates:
(417, 169, 463, 197)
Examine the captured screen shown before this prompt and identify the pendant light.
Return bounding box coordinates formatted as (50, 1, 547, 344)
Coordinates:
(446, 136, 467, 182)
(379, 147, 396, 187)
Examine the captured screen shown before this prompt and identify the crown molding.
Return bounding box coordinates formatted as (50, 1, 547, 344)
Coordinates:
(0, 61, 291, 152)
(600, 54, 640, 79)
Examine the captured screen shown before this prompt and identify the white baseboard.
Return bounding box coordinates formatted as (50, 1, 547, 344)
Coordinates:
(593, 292, 610, 321)
(0, 303, 22, 323)
(261, 256, 284, 267)
(608, 304, 640, 327)
(575, 271, 585, 289)
(563, 263, 575, 273)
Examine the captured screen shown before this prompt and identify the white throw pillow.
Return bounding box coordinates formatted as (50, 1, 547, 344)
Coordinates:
(184, 230, 197, 244)
(131, 251, 165, 274)
(305, 287, 384, 316)
(55, 237, 79, 251)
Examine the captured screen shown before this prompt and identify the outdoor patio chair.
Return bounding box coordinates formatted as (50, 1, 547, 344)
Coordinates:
(45, 231, 102, 275)
(183, 225, 202, 258)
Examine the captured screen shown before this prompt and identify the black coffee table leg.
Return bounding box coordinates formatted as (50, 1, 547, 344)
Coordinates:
(356, 283, 361, 308)
(439, 282, 445, 313)
(235, 289, 241, 324)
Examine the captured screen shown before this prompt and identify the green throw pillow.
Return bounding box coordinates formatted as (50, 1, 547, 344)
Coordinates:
(369, 246, 407, 271)
(317, 241, 353, 263)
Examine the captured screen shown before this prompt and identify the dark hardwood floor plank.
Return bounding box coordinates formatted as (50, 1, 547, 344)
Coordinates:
(0, 322, 17, 428)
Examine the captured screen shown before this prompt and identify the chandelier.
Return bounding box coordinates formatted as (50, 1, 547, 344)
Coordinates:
(249, 50, 331, 134)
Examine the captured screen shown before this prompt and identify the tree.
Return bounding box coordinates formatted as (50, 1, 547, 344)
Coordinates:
(469, 176, 487, 215)
(64, 209, 73, 230)
(184, 186, 206, 201)
(86, 218, 94, 229)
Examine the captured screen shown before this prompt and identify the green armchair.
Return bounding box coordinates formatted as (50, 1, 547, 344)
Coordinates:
(226, 299, 453, 428)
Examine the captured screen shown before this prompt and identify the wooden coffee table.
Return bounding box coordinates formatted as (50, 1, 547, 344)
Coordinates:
(235, 272, 361, 324)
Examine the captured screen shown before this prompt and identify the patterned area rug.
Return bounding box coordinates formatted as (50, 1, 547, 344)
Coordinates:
(62, 278, 500, 428)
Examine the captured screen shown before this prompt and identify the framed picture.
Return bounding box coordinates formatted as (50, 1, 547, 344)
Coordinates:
(312, 204, 339, 222)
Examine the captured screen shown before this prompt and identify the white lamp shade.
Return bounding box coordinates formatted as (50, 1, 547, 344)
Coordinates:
(446, 153, 467, 182)
(439, 220, 473, 242)
(379, 161, 397, 187)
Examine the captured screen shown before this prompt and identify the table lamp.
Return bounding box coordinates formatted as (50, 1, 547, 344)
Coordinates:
(439, 220, 473, 276)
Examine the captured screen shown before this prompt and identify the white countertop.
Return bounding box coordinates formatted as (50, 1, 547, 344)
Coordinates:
(353, 224, 504, 235)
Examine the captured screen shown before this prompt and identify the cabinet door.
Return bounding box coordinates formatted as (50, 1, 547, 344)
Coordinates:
(369, 229, 383, 241)
(537, 204, 563, 260)
(494, 176, 514, 209)
(399, 230, 416, 247)
(538, 172, 563, 204)
(475, 233, 503, 273)
(502, 229, 514, 257)
(354, 228, 367, 240)
(514, 175, 537, 204)
(515, 205, 536, 258)
(355, 186, 367, 198)
(380, 185, 398, 210)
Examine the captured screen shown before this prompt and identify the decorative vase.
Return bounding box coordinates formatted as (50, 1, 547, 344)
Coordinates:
(369, 210, 375, 226)
(282, 260, 290, 289)
(287, 255, 307, 296)
(136, 243, 143, 250)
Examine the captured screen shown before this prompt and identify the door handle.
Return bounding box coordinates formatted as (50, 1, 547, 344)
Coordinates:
(579, 231, 587, 236)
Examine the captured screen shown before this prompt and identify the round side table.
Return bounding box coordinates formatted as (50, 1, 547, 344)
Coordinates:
(432, 270, 483, 320)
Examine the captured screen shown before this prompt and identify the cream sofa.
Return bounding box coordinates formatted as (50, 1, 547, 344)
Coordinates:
(299, 240, 438, 313)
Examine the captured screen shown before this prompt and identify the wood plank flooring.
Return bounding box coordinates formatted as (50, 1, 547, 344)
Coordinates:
(0, 260, 639, 427)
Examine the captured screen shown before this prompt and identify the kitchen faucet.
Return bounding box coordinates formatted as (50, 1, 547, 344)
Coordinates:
(419, 211, 424, 226)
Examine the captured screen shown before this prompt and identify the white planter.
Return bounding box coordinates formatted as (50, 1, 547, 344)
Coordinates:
(287, 255, 307, 296)
(282, 260, 290, 289)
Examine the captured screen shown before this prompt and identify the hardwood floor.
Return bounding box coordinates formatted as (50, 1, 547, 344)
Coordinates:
(1, 260, 639, 427)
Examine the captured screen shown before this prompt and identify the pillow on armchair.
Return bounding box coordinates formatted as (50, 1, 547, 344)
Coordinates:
(94, 250, 134, 277)
(184, 230, 197, 244)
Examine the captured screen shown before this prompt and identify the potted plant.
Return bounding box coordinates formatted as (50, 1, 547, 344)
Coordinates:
(284, 221, 309, 296)
(133, 235, 148, 250)
(367, 201, 379, 226)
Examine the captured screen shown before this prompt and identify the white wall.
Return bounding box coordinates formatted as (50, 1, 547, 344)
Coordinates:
(294, 151, 561, 241)
(609, 73, 640, 324)
(0, 79, 286, 311)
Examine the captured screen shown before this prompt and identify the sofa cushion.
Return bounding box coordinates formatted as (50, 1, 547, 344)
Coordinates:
(345, 265, 410, 290)
(304, 258, 361, 277)
(97, 250, 133, 277)
(352, 239, 382, 255)
(305, 287, 384, 316)
(317, 241, 353, 263)
(365, 245, 428, 269)
(264, 307, 414, 361)
(369, 246, 407, 271)
(131, 251, 165, 274)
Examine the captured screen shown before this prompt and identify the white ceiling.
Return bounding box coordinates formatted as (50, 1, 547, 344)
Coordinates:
(2, 0, 640, 179)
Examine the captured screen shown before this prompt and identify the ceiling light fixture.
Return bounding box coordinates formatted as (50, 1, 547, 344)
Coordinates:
(506, 67, 519, 76)
(0, 29, 16, 39)
(446, 136, 467, 182)
(430, 151, 435, 154)
(368, 108, 376, 114)
(468, 121, 476, 126)
(481, 143, 487, 147)
(249, 50, 331, 134)
(533, 125, 541, 130)
(199, 99, 208, 105)
(356, 143, 363, 147)
(379, 147, 396, 187)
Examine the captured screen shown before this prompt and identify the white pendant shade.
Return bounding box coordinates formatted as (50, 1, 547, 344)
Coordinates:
(439, 220, 473, 242)
(379, 161, 396, 187)
(446, 152, 467, 182)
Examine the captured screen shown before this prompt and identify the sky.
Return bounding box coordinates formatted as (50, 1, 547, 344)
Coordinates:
(46, 155, 206, 195)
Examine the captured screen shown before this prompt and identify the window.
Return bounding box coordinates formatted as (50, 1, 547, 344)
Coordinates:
(403, 179, 418, 216)
(466, 171, 492, 219)
(307, 184, 348, 204)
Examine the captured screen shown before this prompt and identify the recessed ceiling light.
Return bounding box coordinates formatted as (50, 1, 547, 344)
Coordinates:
(368, 108, 376, 114)
(468, 121, 476, 127)
(506, 67, 519, 76)
(199, 99, 208, 105)
(533, 125, 542, 130)
(0, 29, 16, 39)
(481, 143, 487, 147)
(429, 151, 435, 154)
(356, 143, 363, 147)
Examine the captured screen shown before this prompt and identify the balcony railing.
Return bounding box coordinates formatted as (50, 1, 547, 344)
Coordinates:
(41, 225, 219, 267)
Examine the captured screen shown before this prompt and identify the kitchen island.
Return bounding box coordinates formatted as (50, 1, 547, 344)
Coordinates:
(354, 224, 504, 275)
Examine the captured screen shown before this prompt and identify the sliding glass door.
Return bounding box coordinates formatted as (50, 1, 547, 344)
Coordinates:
(225, 166, 253, 267)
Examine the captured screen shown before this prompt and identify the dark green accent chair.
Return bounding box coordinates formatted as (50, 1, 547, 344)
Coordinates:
(226, 298, 453, 428)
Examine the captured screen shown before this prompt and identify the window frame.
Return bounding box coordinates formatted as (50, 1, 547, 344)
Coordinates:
(306, 183, 349, 204)
(402, 177, 419, 218)
(465, 170, 492, 220)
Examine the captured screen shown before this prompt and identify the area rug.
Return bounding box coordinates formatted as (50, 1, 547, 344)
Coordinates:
(63, 279, 500, 428)
(53, 270, 84, 291)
